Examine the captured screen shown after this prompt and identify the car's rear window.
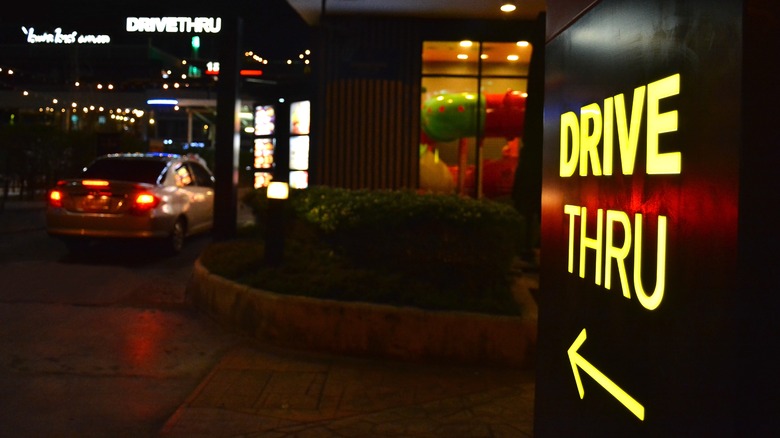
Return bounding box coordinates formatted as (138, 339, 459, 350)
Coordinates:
(82, 159, 169, 184)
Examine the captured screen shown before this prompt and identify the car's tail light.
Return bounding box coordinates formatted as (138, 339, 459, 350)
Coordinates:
(48, 189, 63, 208)
(82, 179, 110, 187)
(132, 192, 160, 212)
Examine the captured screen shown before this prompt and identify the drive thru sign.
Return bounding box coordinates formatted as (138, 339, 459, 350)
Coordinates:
(533, 0, 777, 436)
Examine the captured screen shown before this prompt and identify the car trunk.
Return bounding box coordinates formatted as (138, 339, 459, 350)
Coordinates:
(58, 180, 155, 214)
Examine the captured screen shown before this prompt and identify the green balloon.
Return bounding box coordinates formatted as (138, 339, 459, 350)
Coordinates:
(421, 92, 486, 142)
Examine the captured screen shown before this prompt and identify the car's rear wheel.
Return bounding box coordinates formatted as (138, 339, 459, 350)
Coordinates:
(166, 218, 186, 255)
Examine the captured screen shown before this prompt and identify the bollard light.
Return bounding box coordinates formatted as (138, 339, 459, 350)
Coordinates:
(267, 181, 289, 199)
(265, 181, 288, 266)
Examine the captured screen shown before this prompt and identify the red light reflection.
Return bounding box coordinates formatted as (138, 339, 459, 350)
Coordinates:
(123, 311, 165, 369)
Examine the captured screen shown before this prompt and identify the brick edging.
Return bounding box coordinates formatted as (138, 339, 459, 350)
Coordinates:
(187, 259, 536, 367)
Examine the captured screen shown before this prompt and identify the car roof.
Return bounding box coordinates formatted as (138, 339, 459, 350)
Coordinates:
(96, 153, 210, 166)
(99, 153, 183, 161)
(92, 153, 212, 173)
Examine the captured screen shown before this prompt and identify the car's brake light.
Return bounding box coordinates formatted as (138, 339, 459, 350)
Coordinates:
(132, 192, 160, 212)
(82, 180, 110, 187)
(49, 190, 63, 208)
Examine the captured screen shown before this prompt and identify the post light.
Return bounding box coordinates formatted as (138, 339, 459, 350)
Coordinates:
(265, 181, 289, 265)
(267, 181, 289, 199)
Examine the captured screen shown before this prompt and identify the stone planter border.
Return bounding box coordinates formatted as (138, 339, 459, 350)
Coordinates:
(187, 259, 537, 367)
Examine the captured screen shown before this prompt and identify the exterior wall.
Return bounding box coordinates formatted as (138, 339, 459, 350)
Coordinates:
(312, 16, 422, 190)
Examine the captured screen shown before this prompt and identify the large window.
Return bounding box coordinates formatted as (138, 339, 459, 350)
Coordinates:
(420, 40, 532, 199)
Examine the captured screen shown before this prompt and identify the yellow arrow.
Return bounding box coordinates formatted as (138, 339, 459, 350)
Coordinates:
(568, 328, 646, 421)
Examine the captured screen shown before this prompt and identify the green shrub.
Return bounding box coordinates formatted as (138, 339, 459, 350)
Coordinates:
(243, 187, 525, 271)
(200, 234, 522, 315)
(233, 186, 527, 315)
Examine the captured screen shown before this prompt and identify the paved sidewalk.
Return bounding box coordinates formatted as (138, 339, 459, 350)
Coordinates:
(160, 342, 535, 437)
(160, 248, 540, 437)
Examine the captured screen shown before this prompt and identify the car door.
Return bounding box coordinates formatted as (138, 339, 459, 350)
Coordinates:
(184, 161, 215, 234)
(172, 162, 208, 235)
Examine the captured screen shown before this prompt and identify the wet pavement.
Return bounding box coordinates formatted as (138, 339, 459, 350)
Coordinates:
(2, 195, 538, 437)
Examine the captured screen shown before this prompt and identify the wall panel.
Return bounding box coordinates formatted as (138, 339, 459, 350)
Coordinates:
(313, 16, 421, 190)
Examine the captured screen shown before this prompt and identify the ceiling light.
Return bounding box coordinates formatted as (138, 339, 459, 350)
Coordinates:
(501, 2, 517, 13)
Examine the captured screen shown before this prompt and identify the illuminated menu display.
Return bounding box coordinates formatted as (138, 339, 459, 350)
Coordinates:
(289, 100, 310, 189)
(254, 105, 275, 136)
(253, 105, 276, 188)
(252, 100, 311, 189)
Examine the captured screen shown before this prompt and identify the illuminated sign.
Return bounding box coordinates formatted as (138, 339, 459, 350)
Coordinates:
(205, 62, 220, 75)
(558, 73, 680, 312)
(552, 73, 681, 420)
(568, 328, 645, 420)
(21, 26, 110, 44)
(204, 63, 263, 77)
(535, 0, 745, 436)
(240, 69, 263, 76)
(147, 99, 179, 106)
(559, 74, 681, 178)
(126, 17, 222, 33)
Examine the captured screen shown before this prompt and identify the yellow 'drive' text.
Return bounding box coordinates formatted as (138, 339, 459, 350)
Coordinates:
(559, 73, 680, 177)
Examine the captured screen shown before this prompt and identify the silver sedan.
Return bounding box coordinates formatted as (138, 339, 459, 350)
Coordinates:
(46, 153, 215, 254)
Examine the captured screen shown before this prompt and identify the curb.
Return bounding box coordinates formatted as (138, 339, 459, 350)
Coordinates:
(187, 259, 537, 367)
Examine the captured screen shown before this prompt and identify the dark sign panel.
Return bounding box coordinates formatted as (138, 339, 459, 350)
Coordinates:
(535, 0, 745, 435)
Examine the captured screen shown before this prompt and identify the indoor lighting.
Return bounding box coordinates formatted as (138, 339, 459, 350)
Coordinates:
(501, 1, 517, 13)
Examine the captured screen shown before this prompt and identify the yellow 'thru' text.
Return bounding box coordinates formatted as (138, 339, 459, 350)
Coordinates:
(565, 204, 667, 311)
